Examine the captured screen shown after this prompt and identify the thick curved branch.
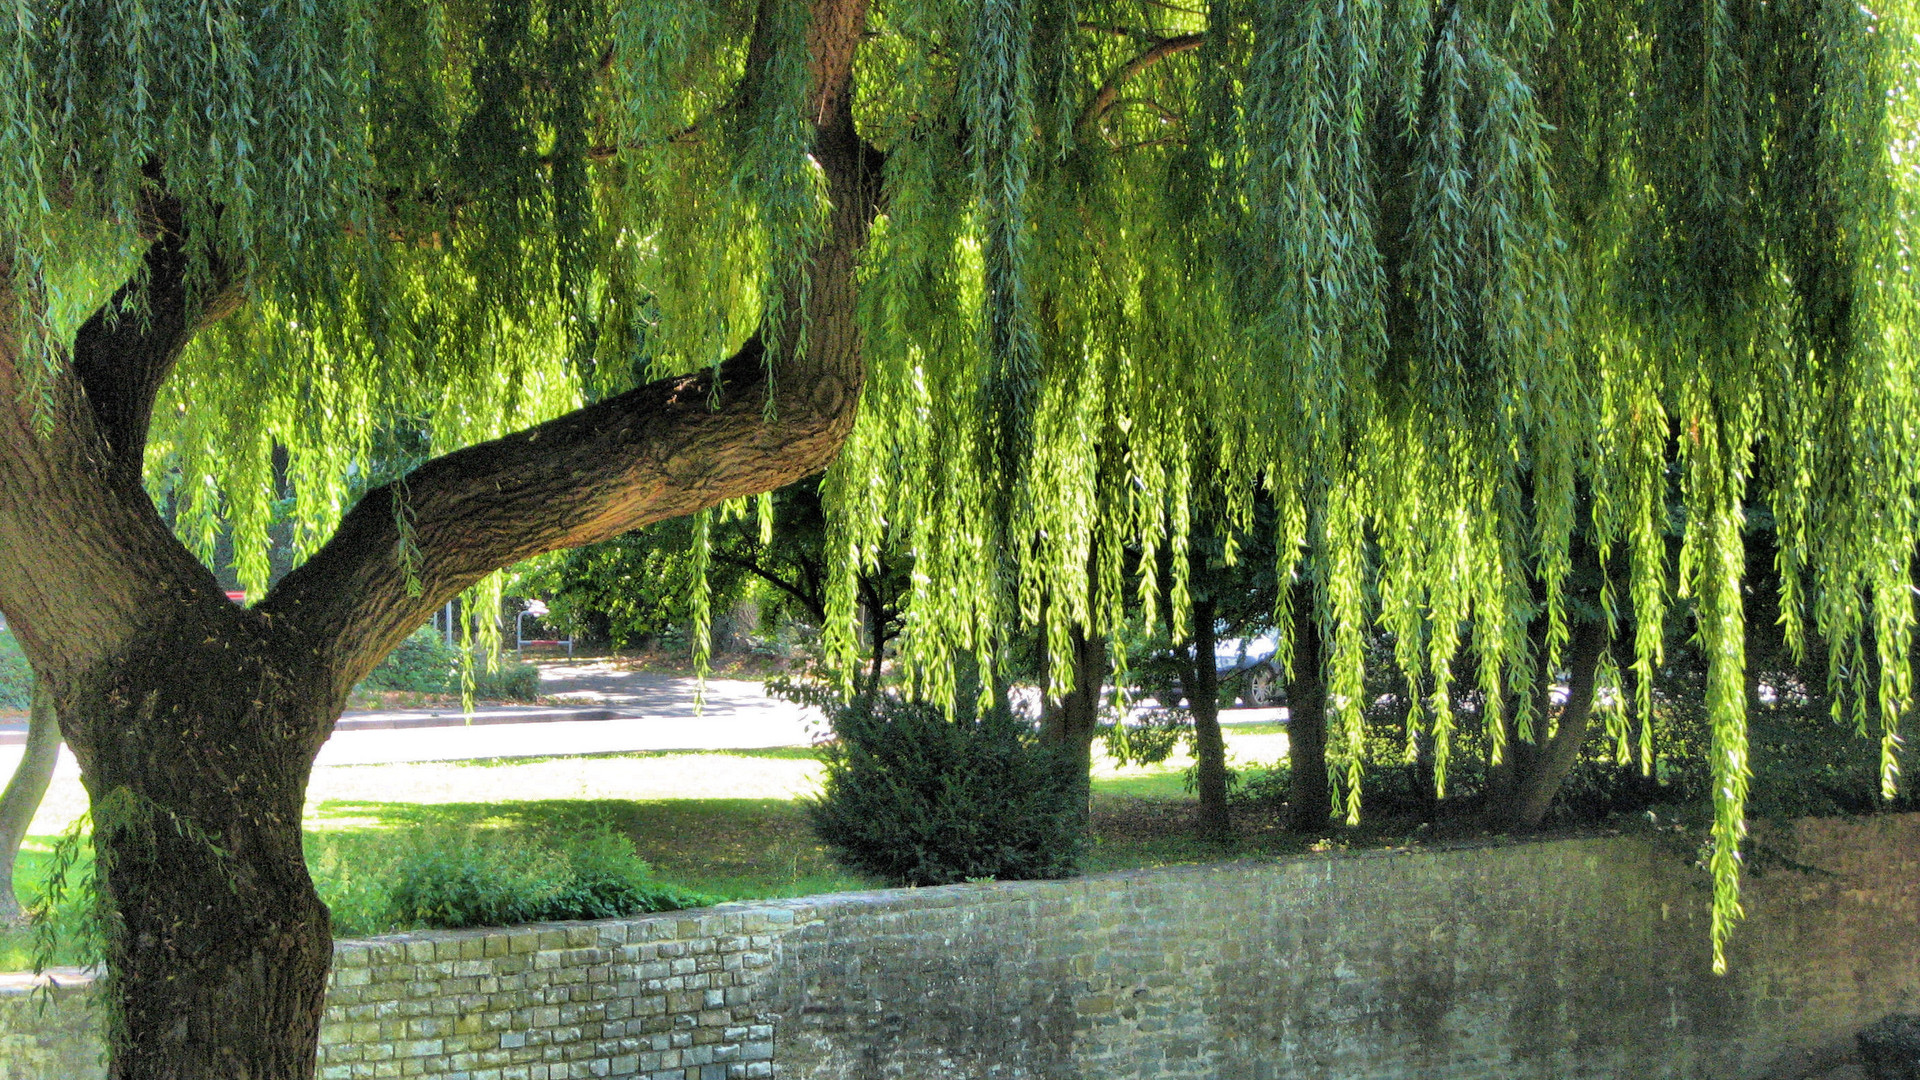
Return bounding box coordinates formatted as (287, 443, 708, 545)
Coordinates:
(262, 0, 882, 692)
(1079, 33, 1205, 132)
(261, 341, 857, 684)
(71, 197, 243, 480)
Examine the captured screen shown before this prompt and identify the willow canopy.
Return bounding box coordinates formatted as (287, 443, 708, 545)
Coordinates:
(0, 0, 1912, 1074)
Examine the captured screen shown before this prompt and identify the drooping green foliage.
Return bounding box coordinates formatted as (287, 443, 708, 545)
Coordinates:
(822, 0, 1920, 971)
(8, 0, 1918, 970)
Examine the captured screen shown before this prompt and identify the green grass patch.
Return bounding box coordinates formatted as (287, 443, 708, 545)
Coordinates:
(1216, 720, 1288, 736)
(1090, 771, 1195, 801)
(306, 797, 875, 932)
(3, 734, 1299, 971)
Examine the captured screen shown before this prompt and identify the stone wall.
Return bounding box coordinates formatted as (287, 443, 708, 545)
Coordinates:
(2, 814, 1915, 1080)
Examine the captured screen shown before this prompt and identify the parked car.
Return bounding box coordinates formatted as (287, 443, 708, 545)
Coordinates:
(1146, 632, 1284, 709)
(1215, 632, 1282, 706)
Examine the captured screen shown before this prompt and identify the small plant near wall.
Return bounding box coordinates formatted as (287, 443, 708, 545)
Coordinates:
(315, 823, 715, 935)
(0, 632, 30, 711)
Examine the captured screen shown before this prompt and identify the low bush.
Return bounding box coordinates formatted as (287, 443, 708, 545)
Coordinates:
(0, 630, 29, 710)
(360, 823, 714, 932)
(362, 628, 540, 701)
(809, 694, 1084, 887)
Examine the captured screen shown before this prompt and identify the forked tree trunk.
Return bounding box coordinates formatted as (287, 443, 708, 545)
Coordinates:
(0, 3, 879, 1075)
(1188, 596, 1232, 840)
(0, 679, 59, 925)
(1485, 617, 1608, 831)
(1287, 586, 1331, 834)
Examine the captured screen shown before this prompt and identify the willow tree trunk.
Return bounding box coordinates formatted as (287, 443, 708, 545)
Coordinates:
(0, 680, 59, 925)
(1188, 597, 1232, 840)
(67, 612, 340, 1076)
(0, 3, 880, 1076)
(1039, 623, 1108, 832)
(1485, 618, 1608, 831)
(1287, 587, 1330, 834)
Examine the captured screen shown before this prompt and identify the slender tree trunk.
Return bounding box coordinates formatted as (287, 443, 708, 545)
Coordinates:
(1489, 618, 1608, 830)
(0, 679, 59, 925)
(1039, 623, 1107, 833)
(1287, 586, 1331, 834)
(1408, 675, 1439, 823)
(1188, 596, 1232, 840)
(862, 586, 886, 694)
(1485, 616, 1552, 819)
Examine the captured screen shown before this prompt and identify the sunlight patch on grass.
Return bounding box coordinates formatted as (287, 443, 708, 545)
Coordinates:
(304, 751, 825, 825)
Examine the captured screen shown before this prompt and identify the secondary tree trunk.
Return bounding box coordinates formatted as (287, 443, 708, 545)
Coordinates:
(1486, 617, 1608, 831)
(1287, 585, 1331, 834)
(1484, 615, 1552, 819)
(0, 679, 59, 925)
(1039, 623, 1108, 832)
(1188, 596, 1232, 840)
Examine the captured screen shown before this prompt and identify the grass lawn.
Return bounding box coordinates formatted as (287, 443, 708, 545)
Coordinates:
(0, 722, 1306, 972)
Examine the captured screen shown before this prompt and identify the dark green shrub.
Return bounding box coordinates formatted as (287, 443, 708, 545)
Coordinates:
(362, 628, 540, 701)
(0, 630, 30, 710)
(379, 824, 714, 931)
(468, 659, 541, 702)
(809, 695, 1084, 886)
(364, 628, 461, 693)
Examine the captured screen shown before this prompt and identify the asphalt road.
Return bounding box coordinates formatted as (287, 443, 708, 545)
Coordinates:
(0, 659, 1286, 771)
(318, 663, 824, 765)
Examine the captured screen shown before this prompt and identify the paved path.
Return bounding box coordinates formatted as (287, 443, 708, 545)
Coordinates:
(0, 659, 1281, 767)
(0, 661, 823, 766)
(318, 663, 822, 765)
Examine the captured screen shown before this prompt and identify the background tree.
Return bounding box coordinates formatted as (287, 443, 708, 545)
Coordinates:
(820, 2, 1920, 974)
(523, 474, 910, 678)
(0, 682, 55, 925)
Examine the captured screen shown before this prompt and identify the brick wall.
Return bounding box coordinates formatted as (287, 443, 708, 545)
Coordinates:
(3, 814, 1915, 1080)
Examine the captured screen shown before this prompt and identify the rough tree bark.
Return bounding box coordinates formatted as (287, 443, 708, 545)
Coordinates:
(0, 679, 58, 925)
(1484, 616, 1554, 818)
(0, 2, 879, 1076)
(1286, 584, 1331, 834)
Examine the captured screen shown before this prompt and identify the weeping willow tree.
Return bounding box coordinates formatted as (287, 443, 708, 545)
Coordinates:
(823, 0, 1919, 980)
(0, 0, 1912, 1073)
